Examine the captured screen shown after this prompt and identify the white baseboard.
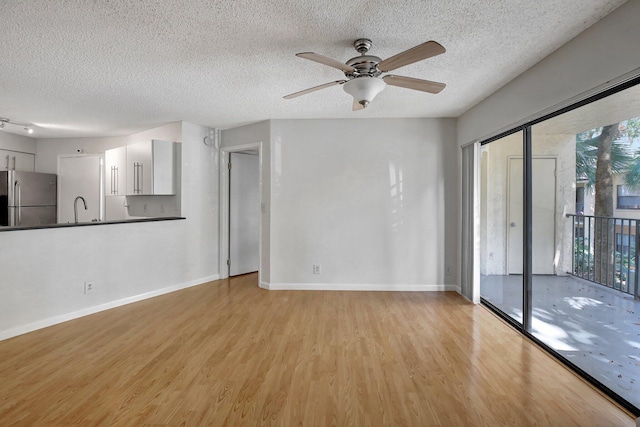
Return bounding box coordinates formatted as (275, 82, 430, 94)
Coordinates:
(259, 281, 270, 290)
(0, 274, 220, 342)
(265, 283, 458, 291)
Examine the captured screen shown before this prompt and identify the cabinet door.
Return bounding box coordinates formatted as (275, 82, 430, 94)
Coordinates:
(105, 146, 126, 196)
(126, 141, 153, 195)
(126, 140, 175, 195)
(151, 140, 175, 195)
(13, 152, 35, 171)
(0, 150, 35, 172)
(0, 150, 11, 170)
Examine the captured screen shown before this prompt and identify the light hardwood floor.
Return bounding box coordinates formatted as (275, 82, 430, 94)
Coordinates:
(0, 273, 634, 426)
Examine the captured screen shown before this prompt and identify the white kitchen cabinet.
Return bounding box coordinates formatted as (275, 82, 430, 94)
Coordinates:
(105, 146, 127, 196)
(126, 140, 175, 196)
(1, 149, 35, 172)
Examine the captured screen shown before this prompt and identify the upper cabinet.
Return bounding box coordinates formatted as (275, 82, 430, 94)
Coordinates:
(105, 146, 126, 196)
(126, 140, 175, 196)
(1, 149, 35, 172)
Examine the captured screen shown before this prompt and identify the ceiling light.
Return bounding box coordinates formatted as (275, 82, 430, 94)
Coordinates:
(0, 116, 35, 135)
(343, 77, 386, 109)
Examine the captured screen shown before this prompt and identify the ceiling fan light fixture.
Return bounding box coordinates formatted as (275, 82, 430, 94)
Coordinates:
(343, 77, 386, 108)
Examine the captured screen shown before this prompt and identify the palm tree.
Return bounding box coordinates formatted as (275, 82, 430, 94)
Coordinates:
(575, 128, 633, 190)
(575, 118, 640, 286)
(593, 124, 619, 285)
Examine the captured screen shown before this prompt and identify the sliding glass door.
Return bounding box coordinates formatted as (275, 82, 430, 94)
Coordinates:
(478, 79, 640, 414)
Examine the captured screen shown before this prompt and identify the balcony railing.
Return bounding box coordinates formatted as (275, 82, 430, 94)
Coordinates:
(567, 213, 640, 299)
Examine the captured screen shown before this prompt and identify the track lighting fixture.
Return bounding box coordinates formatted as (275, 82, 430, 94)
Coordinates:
(0, 117, 35, 135)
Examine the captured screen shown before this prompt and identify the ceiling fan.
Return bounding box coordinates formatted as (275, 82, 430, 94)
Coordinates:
(284, 38, 446, 111)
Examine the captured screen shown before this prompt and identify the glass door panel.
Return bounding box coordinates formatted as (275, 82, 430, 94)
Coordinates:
(480, 132, 524, 323)
(530, 84, 640, 410)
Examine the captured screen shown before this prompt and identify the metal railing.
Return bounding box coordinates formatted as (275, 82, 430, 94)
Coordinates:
(567, 213, 640, 299)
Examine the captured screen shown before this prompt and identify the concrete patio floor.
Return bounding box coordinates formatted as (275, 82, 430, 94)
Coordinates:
(481, 274, 640, 410)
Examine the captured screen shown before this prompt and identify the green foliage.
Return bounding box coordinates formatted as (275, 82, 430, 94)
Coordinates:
(573, 235, 635, 291)
(621, 117, 640, 143)
(575, 117, 640, 190)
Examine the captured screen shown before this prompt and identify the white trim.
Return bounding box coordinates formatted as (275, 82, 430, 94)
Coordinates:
(0, 274, 220, 342)
(219, 141, 264, 284)
(266, 283, 458, 292)
(472, 141, 481, 303)
(259, 281, 270, 290)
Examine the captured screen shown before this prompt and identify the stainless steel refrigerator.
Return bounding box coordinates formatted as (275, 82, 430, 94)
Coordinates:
(0, 171, 57, 227)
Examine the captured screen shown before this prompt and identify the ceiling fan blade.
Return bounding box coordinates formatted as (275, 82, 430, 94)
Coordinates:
(352, 100, 364, 111)
(296, 52, 356, 73)
(283, 80, 347, 99)
(383, 75, 446, 94)
(377, 41, 445, 72)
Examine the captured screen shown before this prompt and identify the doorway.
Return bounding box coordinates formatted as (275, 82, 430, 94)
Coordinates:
(507, 157, 556, 275)
(219, 142, 263, 283)
(228, 151, 260, 276)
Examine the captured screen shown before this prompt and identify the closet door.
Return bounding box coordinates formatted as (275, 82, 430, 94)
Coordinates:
(229, 152, 259, 276)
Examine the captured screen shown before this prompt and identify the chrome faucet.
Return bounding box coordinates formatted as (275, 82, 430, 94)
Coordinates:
(74, 196, 87, 223)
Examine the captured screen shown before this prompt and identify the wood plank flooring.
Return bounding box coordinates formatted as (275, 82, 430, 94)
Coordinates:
(0, 273, 634, 426)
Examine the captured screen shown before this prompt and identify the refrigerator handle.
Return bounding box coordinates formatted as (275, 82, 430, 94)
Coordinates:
(5, 155, 8, 170)
(115, 166, 118, 195)
(14, 180, 21, 226)
(12, 156, 16, 170)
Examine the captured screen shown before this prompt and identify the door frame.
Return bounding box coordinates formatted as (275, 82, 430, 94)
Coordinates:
(219, 142, 263, 284)
(506, 155, 557, 275)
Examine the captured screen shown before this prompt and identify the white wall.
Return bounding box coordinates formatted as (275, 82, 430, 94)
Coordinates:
(268, 118, 458, 290)
(458, 0, 640, 146)
(35, 136, 124, 173)
(0, 131, 36, 154)
(0, 121, 219, 340)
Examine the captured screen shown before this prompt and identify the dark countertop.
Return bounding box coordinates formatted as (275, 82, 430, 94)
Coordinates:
(0, 216, 185, 232)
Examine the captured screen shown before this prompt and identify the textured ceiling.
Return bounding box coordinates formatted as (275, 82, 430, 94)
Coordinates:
(0, 0, 627, 138)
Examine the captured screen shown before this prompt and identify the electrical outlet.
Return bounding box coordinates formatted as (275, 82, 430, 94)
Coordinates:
(143, 203, 148, 213)
(160, 204, 164, 213)
(84, 281, 94, 294)
(445, 266, 452, 276)
(313, 264, 321, 275)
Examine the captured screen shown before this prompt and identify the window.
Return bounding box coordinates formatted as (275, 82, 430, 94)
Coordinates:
(576, 186, 585, 213)
(617, 185, 640, 209)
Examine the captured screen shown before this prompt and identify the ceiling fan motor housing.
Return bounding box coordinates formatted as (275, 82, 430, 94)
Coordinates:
(345, 55, 382, 78)
(353, 38, 372, 54)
